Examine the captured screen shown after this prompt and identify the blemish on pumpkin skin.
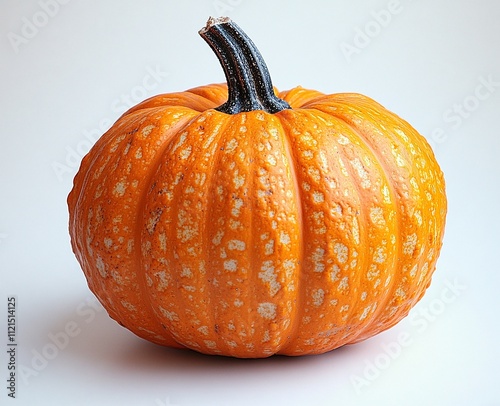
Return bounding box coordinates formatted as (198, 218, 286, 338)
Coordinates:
(337, 134, 350, 145)
(113, 181, 127, 197)
(312, 289, 325, 306)
(111, 270, 124, 285)
(126, 239, 134, 254)
(181, 266, 193, 278)
(373, 246, 387, 264)
(384, 275, 392, 287)
(279, 231, 291, 245)
(334, 243, 348, 264)
(370, 207, 386, 227)
(204, 340, 218, 350)
(264, 239, 274, 255)
(104, 238, 113, 249)
(351, 217, 360, 244)
(159, 306, 179, 322)
(179, 146, 192, 160)
(229, 219, 242, 230)
(257, 302, 277, 319)
(267, 154, 277, 166)
(359, 306, 371, 320)
(403, 233, 418, 255)
(350, 158, 371, 189)
(197, 326, 209, 336)
(258, 261, 281, 296)
(312, 247, 325, 273)
(308, 167, 321, 182)
(417, 262, 429, 285)
(141, 124, 155, 137)
(95, 256, 107, 278)
(312, 191, 325, 203)
(225, 138, 239, 153)
(224, 259, 237, 272)
(155, 271, 170, 291)
(302, 150, 314, 160)
(171, 132, 188, 153)
(338, 157, 349, 176)
(228, 240, 245, 251)
(329, 264, 340, 281)
(338, 276, 349, 291)
(233, 171, 245, 189)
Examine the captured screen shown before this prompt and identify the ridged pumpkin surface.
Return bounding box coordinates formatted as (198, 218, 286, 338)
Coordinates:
(68, 83, 446, 357)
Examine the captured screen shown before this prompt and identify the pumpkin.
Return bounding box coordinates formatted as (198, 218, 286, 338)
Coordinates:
(68, 17, 447, 357)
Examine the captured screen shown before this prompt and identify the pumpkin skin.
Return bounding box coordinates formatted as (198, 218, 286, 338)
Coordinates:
(68, 18, 446, 357)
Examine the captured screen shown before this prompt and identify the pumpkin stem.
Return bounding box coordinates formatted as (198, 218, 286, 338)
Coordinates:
(199, 17, 291, 114)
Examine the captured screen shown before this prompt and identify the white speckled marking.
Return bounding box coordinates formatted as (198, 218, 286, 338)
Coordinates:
(312, 191, 325, 203)
(265, 239, 274, 255)
(121, 301, 137, 312)
(279, 231, 291, 245)
(113, 181, 126, 197)
(141, 125, 155, 136)
(224, 259, 238, 272)
(312, 289, 325, 306)
(334, 242, 348, 264)
(338, 276, 349, 291)
(96, 256, 106, 278)
(373, 246, 387, 264)
(259, 261, 281, 296)
(312, 247, 325, 272)
(257, 302, 277, 319)
(370, 207, 386, 226)
(228, 240, 246, 251)
(403, 233, 418, 255)
(159, 307, 179, 322)
(350, 158, 371, 189)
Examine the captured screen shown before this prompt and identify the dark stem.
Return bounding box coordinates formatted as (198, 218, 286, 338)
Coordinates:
(199, 17, 291, 114)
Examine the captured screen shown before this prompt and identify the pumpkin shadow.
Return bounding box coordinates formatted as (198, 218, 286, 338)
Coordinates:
(105, 316, 359, 376)
(65, 299, 355, 375)
(64, 295, 355, 364)
(55, 294, 359, 386)
(49, 295, 362, 403)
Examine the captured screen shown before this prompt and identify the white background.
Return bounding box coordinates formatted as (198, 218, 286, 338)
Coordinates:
(1, 0, 499, 405)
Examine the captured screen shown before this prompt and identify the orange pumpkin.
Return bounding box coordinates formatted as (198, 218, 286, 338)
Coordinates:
(68, 17, 446, 357)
